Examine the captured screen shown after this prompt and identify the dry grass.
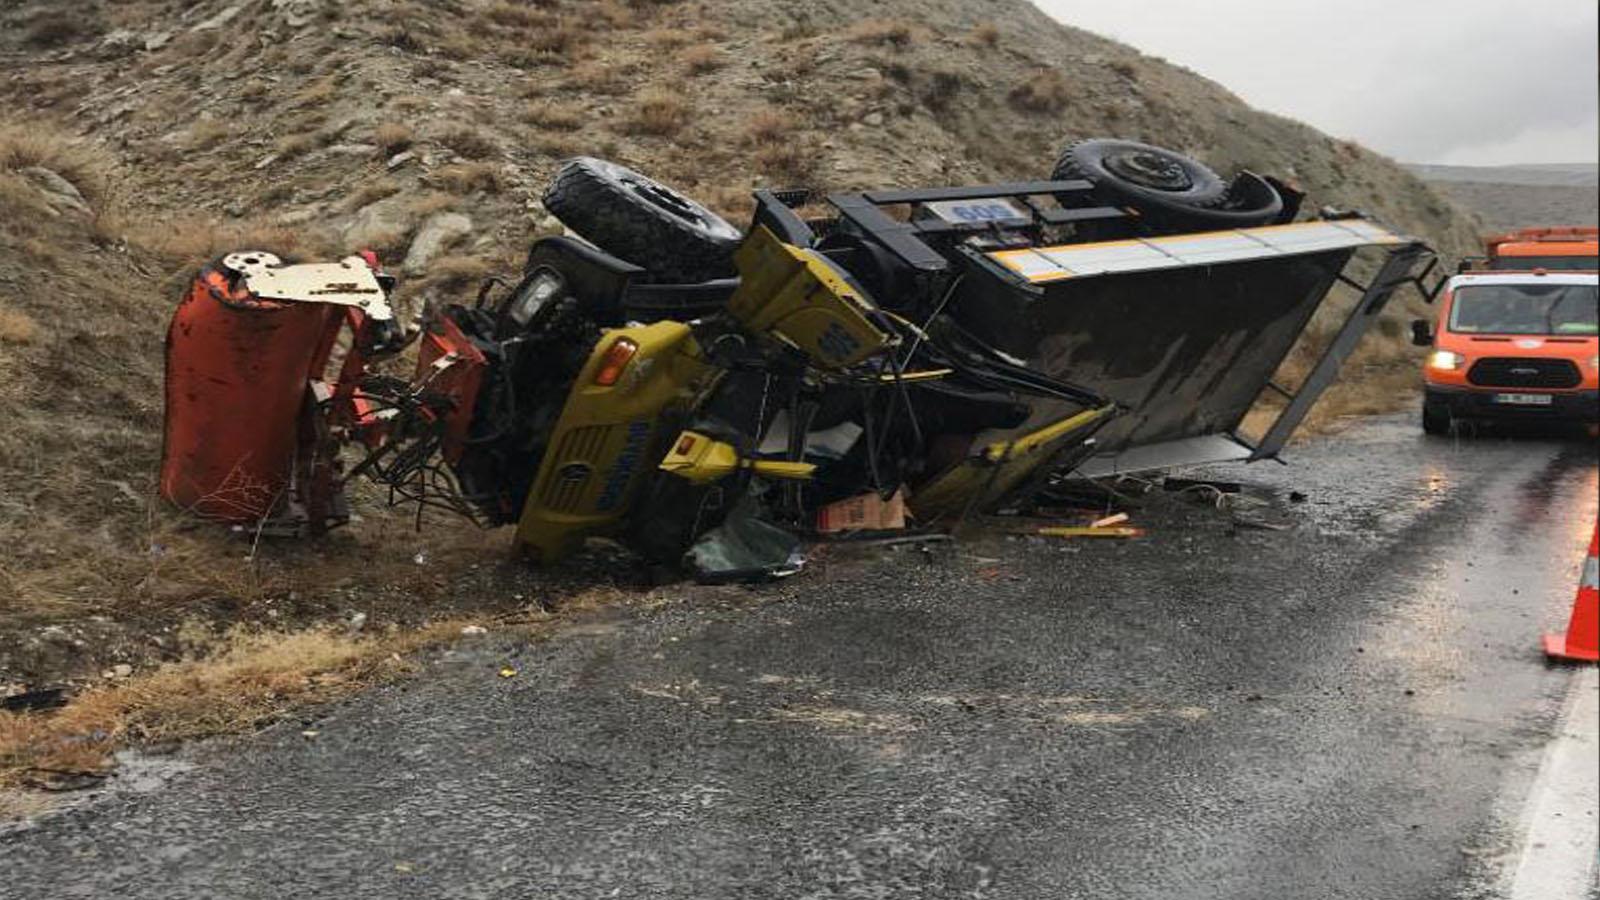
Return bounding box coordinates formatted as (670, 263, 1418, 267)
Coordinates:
(1008, 68, 1071, 113)
(753, 142, 815, 186)
(679, 44, 724, 75)
(0, 306, 40, 344)
(418, 254, 495, 291)
(129, 216, 341, 268)
(846, 18, 923, 48)
(522, 100, 586, 131)
(566, 60, 632, 95)
(596, 1, 635, 28)
(0, 585, 629, 791)
(185, 120, 231, 151)
(342, 178, 403, 211)
(527, 20, 587, 55)
(292, 75, 339, 109)
(531, 133, 583, 159)
(969, 22, 1000, 47)
(644, 27, 695, 48)
(431, 162, 505, 194)
(374, 122, 414, 155)
(1109, 58, 1142, 80)
(274, 132, 319, 160)
(921, 69, 964, 112)
(24, 11, 98, 48)
(0, 126, 108, 209)
(625, 90, 691, 136)
(485, 1, 552, 29)
(440, 127, 498, 160)
(744, 107, 791, 146)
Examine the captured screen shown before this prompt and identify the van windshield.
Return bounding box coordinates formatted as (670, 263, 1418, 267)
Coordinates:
(1448, 283, 1599, 335)
(1489, 255, 1599, 271)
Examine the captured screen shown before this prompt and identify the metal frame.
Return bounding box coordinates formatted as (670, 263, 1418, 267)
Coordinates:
(822, 181, 1134, 275)
(1247, 242, 1435, 460)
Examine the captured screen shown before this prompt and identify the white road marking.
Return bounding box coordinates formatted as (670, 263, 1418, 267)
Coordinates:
(1509, 667, 1599, 900)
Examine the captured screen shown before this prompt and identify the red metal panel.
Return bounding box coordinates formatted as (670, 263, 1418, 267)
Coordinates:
(159, 265, 335, 521)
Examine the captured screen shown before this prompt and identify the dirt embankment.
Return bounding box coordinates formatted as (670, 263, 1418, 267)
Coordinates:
(0, 0, 1486, 776)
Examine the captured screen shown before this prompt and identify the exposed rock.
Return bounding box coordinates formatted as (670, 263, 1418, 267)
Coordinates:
(191, 4, 245, 32)
(99, 30, 143, 55)
(403, 211, 473, 275)
(324, 143, 379, 156)
(19, 167, 89, 216)
(343, 193, 420, 248)
(385, 150, 417, 170)
(144, 32, 173, 52)
(525, 200, 564, 235)
(272, 0, 324, 28)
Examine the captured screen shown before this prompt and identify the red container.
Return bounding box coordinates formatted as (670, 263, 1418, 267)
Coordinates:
(160, 264, 336, 522)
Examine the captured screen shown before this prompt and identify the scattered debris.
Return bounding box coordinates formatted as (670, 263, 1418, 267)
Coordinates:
(1036, 525, 1144, 539)
(1090, 512, 1129, 528)
(1, 688, 67, 714)
(1163, 477, 1242, 494)
(687, 496, 806, 584)
(817, 490, 907, 534)
(497, 666, 518, 679)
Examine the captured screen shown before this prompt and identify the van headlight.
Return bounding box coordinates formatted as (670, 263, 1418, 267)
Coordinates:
(1426, 350, 1464, 371)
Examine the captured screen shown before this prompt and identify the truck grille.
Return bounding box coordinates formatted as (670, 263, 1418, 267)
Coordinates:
(539, 425, 610, 512)
(1466, 357, 1581, 389)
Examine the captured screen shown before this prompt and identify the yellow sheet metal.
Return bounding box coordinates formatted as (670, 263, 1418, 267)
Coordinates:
(909, 404, 1117, 521)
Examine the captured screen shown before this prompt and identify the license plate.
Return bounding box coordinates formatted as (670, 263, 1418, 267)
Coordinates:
(1494, 393, 1553, 406)
(922, 198, 1030, 226)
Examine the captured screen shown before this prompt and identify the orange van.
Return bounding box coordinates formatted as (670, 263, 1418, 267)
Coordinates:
(1413, 270, 1598, 433)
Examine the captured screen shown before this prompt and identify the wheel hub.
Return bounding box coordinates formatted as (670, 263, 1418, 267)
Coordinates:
(624, 177, 704, 226)
(1104, 150, 1193, 191)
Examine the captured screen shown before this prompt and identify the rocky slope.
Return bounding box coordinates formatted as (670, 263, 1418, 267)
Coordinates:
(0, 0, 1483, 682)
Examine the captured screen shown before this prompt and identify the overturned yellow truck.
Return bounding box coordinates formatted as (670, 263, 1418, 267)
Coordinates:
(160, 140, 1435, 571)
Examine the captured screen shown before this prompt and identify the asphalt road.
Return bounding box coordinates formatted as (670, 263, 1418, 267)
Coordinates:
(4, 415, 1597, 899)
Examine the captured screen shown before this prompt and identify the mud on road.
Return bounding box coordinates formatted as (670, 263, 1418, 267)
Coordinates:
(2, 415, 1596, 899)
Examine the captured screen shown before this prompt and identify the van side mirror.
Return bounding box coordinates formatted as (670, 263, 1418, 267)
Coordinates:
(1410, 319, 1433, 347)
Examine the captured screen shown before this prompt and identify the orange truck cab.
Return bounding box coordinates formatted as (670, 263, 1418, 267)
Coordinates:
(1473, 226, 1599, 272)
(1413, 270, 1598, 432)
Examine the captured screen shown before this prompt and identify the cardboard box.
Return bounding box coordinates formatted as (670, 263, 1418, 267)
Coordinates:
(816, 489, 907, 533)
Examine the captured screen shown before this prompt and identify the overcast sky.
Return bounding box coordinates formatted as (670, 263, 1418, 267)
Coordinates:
(1035, 0, 1599, 166)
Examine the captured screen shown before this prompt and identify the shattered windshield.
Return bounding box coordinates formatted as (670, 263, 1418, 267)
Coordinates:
(1448, 283, 1599, 335)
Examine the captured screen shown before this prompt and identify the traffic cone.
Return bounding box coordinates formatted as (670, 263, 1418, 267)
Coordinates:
(1543, 523, 1599, 663)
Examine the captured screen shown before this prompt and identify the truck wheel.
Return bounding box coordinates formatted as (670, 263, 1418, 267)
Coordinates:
(542, 157, 743, 283)
(1422, 402, 1451, 435)
(1051, 139, 1283, 232)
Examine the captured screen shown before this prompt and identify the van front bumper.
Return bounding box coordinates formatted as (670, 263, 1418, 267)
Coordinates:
(1424, 386, 1600, 422)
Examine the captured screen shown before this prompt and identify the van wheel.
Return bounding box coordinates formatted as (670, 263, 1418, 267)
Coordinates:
(1422, 402, 1451, 435)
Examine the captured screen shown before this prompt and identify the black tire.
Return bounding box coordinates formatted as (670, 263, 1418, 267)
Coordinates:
(1051, 138, 1283, 232)
(542, 157, 743, 283)
(1422, 402, 1451, 435)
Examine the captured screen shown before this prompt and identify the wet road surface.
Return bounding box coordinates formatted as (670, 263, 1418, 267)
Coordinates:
(4, 415, 1597, 899)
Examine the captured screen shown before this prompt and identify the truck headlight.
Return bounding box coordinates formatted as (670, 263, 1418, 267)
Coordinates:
(1426, 350, 1464, 371)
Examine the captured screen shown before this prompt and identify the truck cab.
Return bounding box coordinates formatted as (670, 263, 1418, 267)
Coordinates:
(1477, 226, 1599, 272)
(1414, 270, 1599, 433)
